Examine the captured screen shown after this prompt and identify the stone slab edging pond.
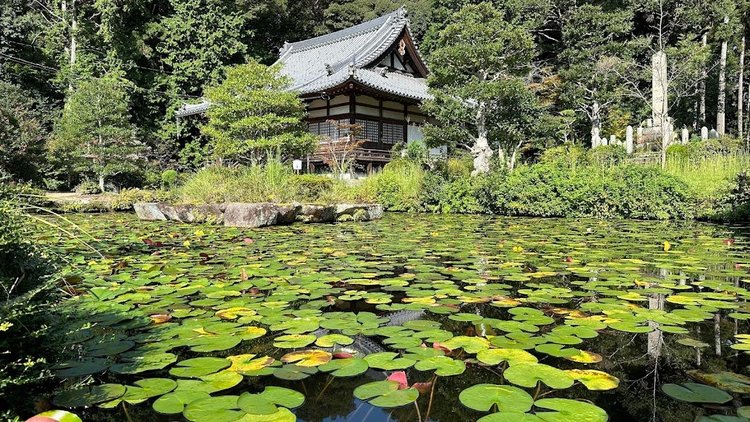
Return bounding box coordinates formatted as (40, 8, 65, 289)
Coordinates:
(133, 202, 384, 228)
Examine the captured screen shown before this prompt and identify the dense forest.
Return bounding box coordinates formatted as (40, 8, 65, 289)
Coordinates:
(1, 0, 749, 188)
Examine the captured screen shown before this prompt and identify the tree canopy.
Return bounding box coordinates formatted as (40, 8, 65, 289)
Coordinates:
(202, 61, 318, 163)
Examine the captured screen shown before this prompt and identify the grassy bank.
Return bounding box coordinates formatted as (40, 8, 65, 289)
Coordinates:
(38, 142, 750, 222)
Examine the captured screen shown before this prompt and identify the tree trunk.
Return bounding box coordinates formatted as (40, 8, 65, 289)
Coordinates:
(98, 174, 105, 193)
(739, 35, 745, 141)
(715, 313, 722, 356)
(590, 101, 601, 147)
(699, 33, 707, 126)
(647, 293, 664, 360)
(471, 103, 492, 176)
(62, 0, 78, 93)
(717, 15, 729, 136)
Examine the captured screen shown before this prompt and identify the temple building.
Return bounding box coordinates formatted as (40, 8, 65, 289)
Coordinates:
(176, 7, 431, 172)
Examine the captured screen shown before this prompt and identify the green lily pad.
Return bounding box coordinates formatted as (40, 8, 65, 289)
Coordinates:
(319, 358, 369, 377)
(54, 384, 127, 408)
(169, 357, 231, 378)
(504, 363, 574, 389)
(364, 352, 416, 370)
(353, 380, 419, 408)
(459, 384, 534, 413)
(662, 383, 733, 404)
(414, 356, 466, 376)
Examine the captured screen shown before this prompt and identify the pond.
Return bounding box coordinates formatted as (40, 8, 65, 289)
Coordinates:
(38, 213, 750, 422)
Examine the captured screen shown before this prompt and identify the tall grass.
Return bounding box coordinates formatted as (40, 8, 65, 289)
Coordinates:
(341, 161, 426, 211)
(664, 153, 750, 201)
(177, 162, 301, 204)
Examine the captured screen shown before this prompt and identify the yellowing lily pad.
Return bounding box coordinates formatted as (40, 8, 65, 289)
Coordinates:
(280, 350, 332, 367)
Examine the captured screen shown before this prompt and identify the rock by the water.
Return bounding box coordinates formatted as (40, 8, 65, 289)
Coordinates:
(335, 204, 384, 221)
(175, 204, 225, 223)
(297, 204, 336, 223)
(133, 202, 167, 221)
(223, 203, 279, 228)
(134, 202, 382, 226)
(156, 203, 179, 220)
(276, 204, 301, 225)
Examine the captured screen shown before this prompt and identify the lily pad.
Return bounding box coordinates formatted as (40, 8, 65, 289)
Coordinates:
(458, 384, 534, 413)
(504, 363, 575, 389)
(318, 358, 369, 377)
(662, 383, 732, 404)
(353, 380, 419, 408)
(281, 349, 332, 367)
(169, 357, 231, 378)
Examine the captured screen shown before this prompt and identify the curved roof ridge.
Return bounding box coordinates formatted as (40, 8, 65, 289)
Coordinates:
(281, 7, 406, 54)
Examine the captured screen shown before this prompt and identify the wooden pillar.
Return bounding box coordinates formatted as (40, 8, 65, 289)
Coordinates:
(403, 103, 408, 143)
(378, 99, 384, 148)
(349, 88, 356, 125)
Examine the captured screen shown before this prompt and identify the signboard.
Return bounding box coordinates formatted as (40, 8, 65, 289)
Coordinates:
(292, 159, 303, 171)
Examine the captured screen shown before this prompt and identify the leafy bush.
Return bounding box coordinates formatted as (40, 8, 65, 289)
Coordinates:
(589, 144, 627, 167)
(688, 137, 744, 159)
(475, 163, 693, 220)
(348, 159, 425, 211)
(539, 145, 589, 168)
(436, 176, 483, 214)
(0, 186, 59, 418)
(711, 171, 750, 221)
(161, 169, 179, 189)
(291, 175, 335, 202)
(75, 180, 101, 195)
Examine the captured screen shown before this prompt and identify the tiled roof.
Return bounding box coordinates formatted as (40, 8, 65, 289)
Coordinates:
(176, 7, 429, 117)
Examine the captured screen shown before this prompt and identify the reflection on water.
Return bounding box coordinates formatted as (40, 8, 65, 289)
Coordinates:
(38, 213, 750, 422)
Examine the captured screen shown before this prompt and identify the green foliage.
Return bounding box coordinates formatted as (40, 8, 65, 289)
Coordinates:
(50, 75, 144, 192)
(351, 160, 425, 211)
(424, 2, 541, 171)
(75, 180, 102, 195)
(291, 175, 336, 202)
(202, 61, 318, 163)
(0, 185, 58, 417)
(589, 145, 628, 167)
(177, 162, 339, 204)
(477, 163, 694, 220)
(0, 82, 47, 183)
(710, 171, 750, 221)
(161, 170, 179, 190)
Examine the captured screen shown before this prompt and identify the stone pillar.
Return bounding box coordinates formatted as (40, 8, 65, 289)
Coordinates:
(591, 127, 600, 148)
(626, 126, 634, 153)
(601, 135, 608, 146)
(701, 126, 709, 140)
(652, 51, 669, 129)
(610, 135, 617, 145)
(637, 127, 643, 144)
(681, 127, 689, 145)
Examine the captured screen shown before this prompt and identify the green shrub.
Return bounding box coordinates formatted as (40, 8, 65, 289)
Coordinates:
(75, 180, 101, 194)
(477, 163, 693, 220)
(291, 174, 335, 202)
(711, 171, 750, 221)
(437, 176, 483, 213)
(0, 187, 59, 418)
(688, 137, 744, 159)
(539, 145, 589, 168)
(161, 169, 179, 189)
(588, 145, 627, 167)
(666, 144, 690, 161)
